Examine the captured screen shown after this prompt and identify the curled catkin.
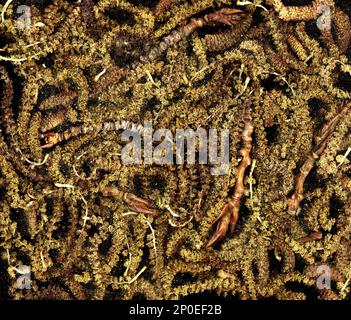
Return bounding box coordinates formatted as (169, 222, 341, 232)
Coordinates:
(40, 107, 67, 132)
(39, 91, 78, 110)
(155, 0, 177, 16)
(267, 0, 335, 21)
(264, 46, 290, 73)
(41, 0, 72, 34)
(80, 0, 98, 34)
(203, 15, 253, 52)
(333, 8, 351, 53)
(40, 120, 145, 148)
(0, 67, 16, 144)
(287, 32, 309, 62)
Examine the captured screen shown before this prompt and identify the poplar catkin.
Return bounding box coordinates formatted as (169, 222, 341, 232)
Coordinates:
(0, 0, 350, 301)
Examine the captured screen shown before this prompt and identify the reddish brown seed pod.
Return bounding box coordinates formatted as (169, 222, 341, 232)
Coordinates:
(207, 109, 254, 248)
(102, 186, 159, 217)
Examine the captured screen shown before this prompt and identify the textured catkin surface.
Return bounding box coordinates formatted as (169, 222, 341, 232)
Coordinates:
(0, 0, 350, 300)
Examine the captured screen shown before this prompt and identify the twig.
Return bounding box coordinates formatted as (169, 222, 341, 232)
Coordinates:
(103, 187, 159, 217)
(248, 159, 256, 207)
(169, 216, 193, 227)
(122, 211, 139, 217)
(207, 109, 254, 247)
(24, 154, 49, 168)
(297, 231, 322, 243)
(116, 266, 147, 285)
(123, 238, 132, 277)
(144, 216, 157, 263)
(236, 0, 268, 12)
(54, 182, 75, 189)
(288, 101, 351, 215)
(94, 68, 106, 82)
(337, 147, 351, 167)
(0, 53, 40, 62)
(1, 0, 13, 23)
(40, 251, 47, 271)
(165, 204, 180, 218)
(81, 196, 90, 228)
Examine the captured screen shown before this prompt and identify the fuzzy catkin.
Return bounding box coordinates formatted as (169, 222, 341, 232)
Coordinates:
(0, 0, 350, 301)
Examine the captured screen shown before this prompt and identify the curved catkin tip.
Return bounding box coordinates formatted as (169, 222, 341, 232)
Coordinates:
(155, 0, 177, 16)
(203, 14, 252, 52)
(268, 0, 335, 21)
(287, 33, 309, 62)
(40, 107, 66, 132)
(0, 66, 16, 145)
(333, 8, 351, 53)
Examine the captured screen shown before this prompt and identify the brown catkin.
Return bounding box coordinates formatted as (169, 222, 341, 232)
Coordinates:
(203, 15, 253, 52)
(333, 8, 351, 53)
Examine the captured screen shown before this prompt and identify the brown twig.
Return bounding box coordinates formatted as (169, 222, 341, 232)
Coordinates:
(140, 7, 245, 63)
(288, 101, 351, 215)
(297, 231, 323, 243)
(95, 8, 245, 92)
(40, 120, 144, 148)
